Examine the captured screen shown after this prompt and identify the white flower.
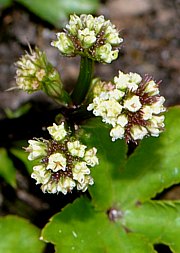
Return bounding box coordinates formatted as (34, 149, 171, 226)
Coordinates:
(141, 105, 153, 120)
(114, 71, 129, 90)
(110, 125, 125, 141)
(147, 115, 165, 137)
(26, 140, 47, 161)
(109, 89, 125, 100)
(47, 122, 67, 141)
(95, 44, 119, 63)
(78, 28, 96, 48)
(144, 80, 159, 95)
(31, 165, 51, 185)
(73, 162, 90, 184)
(151, 96, 166, 114)
(130, 125, 148, 140)
(105, 26, 123, 45)
(67, 140, 87, 158)
(88, 97, 122, 127)
(57, 177, 76, 195)
(46, 153, 66, 172)
(84, 148, 99, 167)
(66, 14, 82, 35)
(129, 72, 142, 84)
(123, 95, 142, 112)
(51, 32, 75, 55)
(77, 175, 94, 192)
(117, 114, 128, 127)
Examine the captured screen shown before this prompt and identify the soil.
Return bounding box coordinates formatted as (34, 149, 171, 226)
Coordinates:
(0, 1, 179, 252)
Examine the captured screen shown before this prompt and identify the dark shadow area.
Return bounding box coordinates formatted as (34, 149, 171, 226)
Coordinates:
(154, 243, 172, 253)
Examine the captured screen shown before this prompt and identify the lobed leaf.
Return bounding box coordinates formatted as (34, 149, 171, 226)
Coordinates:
(113, 106, 180, 208)
(42, 197, 156, 253)
(0, 215, 45, 253)
(81, 118, 127, 210)
(123, 201, 180, 253)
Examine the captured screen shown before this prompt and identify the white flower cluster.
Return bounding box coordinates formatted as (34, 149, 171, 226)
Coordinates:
(27, 122, 98, 194)
(51, 14, 123, 63)
(87, 71, 166, 142)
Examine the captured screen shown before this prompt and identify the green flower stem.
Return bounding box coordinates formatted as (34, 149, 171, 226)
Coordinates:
(71, 57, 94, 106)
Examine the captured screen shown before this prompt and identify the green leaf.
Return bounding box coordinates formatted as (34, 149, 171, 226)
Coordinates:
(17, 0, 99, 28)
(81, 118, 127, 210)
(0, 148, 16, 187)
(0, 0, 12, 9)
(42, 197, 155, 253)
(5, 103, 31, 119)
(113, 106, 180, 208)
(10, 147, 35, 174)
(123, 201, 180, 253)
(0, 215, 45, 253)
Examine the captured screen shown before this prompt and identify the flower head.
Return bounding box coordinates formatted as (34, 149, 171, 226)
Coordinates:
(87, 71, 166, 143)
(51, 14, 123, 63)
(26, 122, 98, 194)
(15, 48, 70, 105)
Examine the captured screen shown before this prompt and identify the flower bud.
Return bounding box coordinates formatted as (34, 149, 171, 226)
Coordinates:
(15, 48, 71, 106)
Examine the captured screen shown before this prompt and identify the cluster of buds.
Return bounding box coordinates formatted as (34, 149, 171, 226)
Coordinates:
(51, 14, 123, 63)
(87, 71, 166, 143)
(15, 48, 70, 105)
(26, 122, 98, 194)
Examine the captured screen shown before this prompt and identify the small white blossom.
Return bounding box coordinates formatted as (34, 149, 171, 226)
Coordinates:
(77, 175, 94, 192)
(26, 140, 47, 161)
(96, 44, 119, 63)
(141, 105, 153, 120)
(151, 96, 166, 114)
(78, 28, 96, 48)
(130, 125, 148, 140)
(144, 80, 159, 95)
(114, 71, 129, 90)
(51, 32, 75, 55)
(66, 14, 82, 35)
(117, 114, 128, 127)
(67, 140, 87, 158)
(84, 148, 99, 167)
(31, 165, 51, 185)
(46, 153, 66, 172)
(105, 26, 123, 45)
(109, 89, 125, 100)
(147, 115, 165, 137)
(110, 125, 125, 141)
(123, 95, 142, 112)
(73, 162, 90, 184)
(129, 72, 142, 85)
(57, 177, 76, 195)
(47, 122, 67, 141)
